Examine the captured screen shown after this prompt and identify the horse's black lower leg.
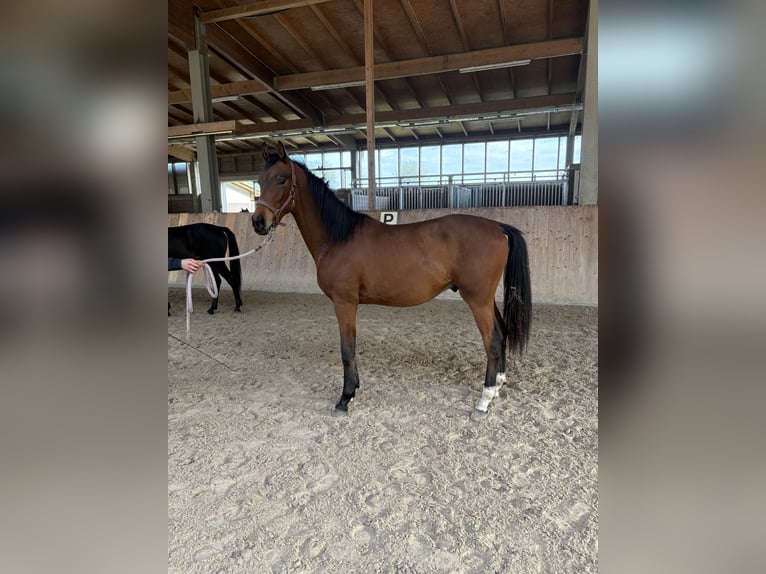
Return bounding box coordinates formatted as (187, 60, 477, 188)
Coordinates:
(476, 320, 506, 412)
(483, 322, 504, 387)
(207, 273, 222, 314)
(494, 303, 508, 374)
(217, 264, 242, 312)
(207, 297, 219, 314)
(333, 301, 359, 412)
(336, 341, 360, 412)
(464, 297, 507, 412)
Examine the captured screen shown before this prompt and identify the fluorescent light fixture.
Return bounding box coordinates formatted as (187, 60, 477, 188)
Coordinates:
(168, 130, 234, 140)
(211, 95, 240, 103)
(311, 80, 366, 91)
(459, 59, 531, 73)
(322, 127, 351, 133)
(397, 119, 445, 128)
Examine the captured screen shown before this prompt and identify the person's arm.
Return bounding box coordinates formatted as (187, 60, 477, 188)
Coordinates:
(169, 257, 203, 273)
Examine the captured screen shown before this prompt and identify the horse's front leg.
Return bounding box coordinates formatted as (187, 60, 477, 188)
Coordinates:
(333, 301, 359, 412)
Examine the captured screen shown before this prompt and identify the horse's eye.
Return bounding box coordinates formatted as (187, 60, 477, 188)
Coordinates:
(277, 176, 286, 185)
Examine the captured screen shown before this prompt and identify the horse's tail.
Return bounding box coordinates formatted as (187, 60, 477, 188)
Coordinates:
(499, 224, 532, 355)
(221, 226, 242, 291)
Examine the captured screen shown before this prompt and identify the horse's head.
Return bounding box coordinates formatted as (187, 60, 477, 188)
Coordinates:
(253, 141, 296, 235)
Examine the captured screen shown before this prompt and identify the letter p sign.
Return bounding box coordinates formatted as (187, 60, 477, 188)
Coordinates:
(380, 211, 398, 225)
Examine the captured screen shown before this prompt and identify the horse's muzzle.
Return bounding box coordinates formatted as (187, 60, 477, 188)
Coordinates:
(252, 213, 270, 235)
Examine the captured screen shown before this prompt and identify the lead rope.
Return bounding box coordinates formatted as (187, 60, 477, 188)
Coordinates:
(184, 228, 277, 340)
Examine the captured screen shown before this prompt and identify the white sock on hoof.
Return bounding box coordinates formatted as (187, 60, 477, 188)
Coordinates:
(476, 385, 500, 412)
(496, 372, 507, 387)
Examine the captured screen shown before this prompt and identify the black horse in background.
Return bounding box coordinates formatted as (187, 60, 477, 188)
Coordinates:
(168, 223, 243, 314)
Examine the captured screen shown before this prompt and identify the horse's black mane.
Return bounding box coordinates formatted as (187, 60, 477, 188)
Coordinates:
(265, 155, 370, 244)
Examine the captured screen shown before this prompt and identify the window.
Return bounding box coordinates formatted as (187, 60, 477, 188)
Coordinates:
(420, 146, 440, 184)
(463, 143, 485, 174)
(358, 150, 368, 181)
(573, 135, 582, 163)
(399, 147, 419, 184)
(168, 162, 190, 195)
(379, 148, 398, 182)
(305, 153, 323, 170)
(509, 140, 533, 178)
(323, 151, 340, 169)
(533, 137, 559, 180)
(352, 135, 576, 189)
(486, 141, 509, 179)
(442, 144, 462, 176)
(558, 137, 568, 169)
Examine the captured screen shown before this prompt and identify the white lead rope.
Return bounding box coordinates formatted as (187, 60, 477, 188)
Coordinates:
(184, 229, 276, 340)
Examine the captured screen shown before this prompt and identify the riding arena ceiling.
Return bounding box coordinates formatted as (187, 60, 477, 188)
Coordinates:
(168, 0, 591, 159)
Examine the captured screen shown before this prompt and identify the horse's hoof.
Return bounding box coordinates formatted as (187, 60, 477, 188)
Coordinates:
(334, 400, 348, 411)
(207, 309, 215, 315)
(331, 406, 348, 417)
(234, 309, 242, 313)
(333, 397, 352, 415)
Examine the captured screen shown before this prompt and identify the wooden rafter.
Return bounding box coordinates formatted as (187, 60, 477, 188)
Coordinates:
(168, 93, 575, 139)
(169, 38, 581, 105)
(352, 0, 425, 110)
(168, 144, 197, 163)
(547, 0, 554, 95)
(398, 0, 451, 106)
(497, 0, 517, 99)
(275, 5, 395, 116)
(168, 0, 322, 123)
(447, 0, 482, 100)
(275, 38, 581, 90)
(213, 3, 324, 123)
(398, 0, 432, 53)
(200, 0, 333, 25)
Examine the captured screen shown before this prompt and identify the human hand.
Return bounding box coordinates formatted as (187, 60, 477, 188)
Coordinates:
(181, 258, 203, 273)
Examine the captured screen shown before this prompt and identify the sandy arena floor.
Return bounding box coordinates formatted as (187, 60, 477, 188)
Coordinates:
(168, 288, 598, 573)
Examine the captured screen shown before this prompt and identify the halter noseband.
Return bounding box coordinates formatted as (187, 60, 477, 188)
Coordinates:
(255, 159, 297, 226)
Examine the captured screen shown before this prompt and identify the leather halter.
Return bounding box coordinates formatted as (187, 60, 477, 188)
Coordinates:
(255, 160, 296, 226)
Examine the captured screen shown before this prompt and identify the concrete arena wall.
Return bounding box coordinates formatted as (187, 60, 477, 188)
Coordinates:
(168, 206, 597, 305)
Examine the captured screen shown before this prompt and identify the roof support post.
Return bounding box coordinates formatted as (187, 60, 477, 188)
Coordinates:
(579, 0, 598, 205)
(190, 8, 222, 212)
(364, 0, 376, 211)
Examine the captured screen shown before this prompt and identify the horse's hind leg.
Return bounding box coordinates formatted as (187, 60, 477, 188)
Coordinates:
(216, 264, 242, 312)
(463, 296, 506, 412)
(494, 302, 508, 382)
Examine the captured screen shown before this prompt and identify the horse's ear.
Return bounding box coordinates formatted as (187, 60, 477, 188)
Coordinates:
(277, 141, 288, 163)
(261, 142, 272, 161)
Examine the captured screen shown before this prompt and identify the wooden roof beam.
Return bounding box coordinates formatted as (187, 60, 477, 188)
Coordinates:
(398, 0, 451, 106)
(328, 93, 575, 127)
(169, 38, 581, 104)
(167, 94, 575, 140)
(275, 37, 582, 90)
(447, 0, 482, 100)
(497, 0, 517, 99)
(168, 144, 196, 163)
(200, 0, 333, 25)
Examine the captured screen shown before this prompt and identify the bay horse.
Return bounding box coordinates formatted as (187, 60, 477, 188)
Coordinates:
(168, 223, 243, 314)
(252, 142, 531, 414)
